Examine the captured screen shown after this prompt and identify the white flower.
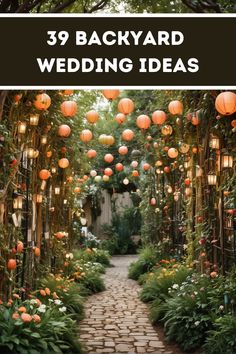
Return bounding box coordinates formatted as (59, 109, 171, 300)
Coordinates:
(59, 306, 67, 312)
(38, 304, 46, 313)
(172, 284, 179, 289)
(54, 299, 62, 305)
(30, 299, 37, 305)
(194, 291, 198, 295)
(219, 305, 224, 311)
(194, 321, 200, 326)
(66, 253, 74, 260)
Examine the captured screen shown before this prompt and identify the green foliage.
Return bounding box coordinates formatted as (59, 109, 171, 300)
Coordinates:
(0, 300, 82, 354)
(78, 271, 105, 294)
(128, 245, 160, 280)
(204, 315, 236, 354)
(74, 248, 111, 266)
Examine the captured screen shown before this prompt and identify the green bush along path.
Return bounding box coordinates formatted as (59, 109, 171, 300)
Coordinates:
(79, 255, 175, 354)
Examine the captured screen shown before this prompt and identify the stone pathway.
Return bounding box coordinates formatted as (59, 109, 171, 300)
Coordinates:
(79, 255, 173, 354)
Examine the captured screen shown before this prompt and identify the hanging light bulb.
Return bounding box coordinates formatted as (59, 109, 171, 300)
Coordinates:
(54, 186, 60, 195)
(30, 114, 39, 126)
(18, 121, 27, 134)
(51, 167, 56, 174)
(41, 135, 48, 145)
(63, 199, 68, 205)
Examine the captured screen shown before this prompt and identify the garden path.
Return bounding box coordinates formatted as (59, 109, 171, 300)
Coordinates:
(79, 255, 174, 354)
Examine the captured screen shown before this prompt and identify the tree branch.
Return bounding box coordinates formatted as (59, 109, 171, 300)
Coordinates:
(87, 0, 109, 13)
(48, 0, 76, 13)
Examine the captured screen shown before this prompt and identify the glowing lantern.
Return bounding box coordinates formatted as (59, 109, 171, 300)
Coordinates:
(136, 115, 151, 129)
(118, 98, 134, 115)
(179, 143, 190, 154)
(207, 173, 217, 185)
(87, 149, 97, 159)
(161, 125, 173, 136)
(123, 178, 129, 185)
(13, 195, 23, 210)
(131, 161, 138, 168)
(58, 158, 69, 169)
(104, 154, 114, 163)
(62, 90, 73, 96)
(39, 169, 50, 180)
(104, 168, 113, 176)
(215, 91, 236, 115)
(191, 115, 200, 125)
(222, 151, 233, 168)
(102, 90, 120, 100)
(115, 163, 124, 172)
(34, 93, 51, 110)
(90, 170, 97, 177)
(74, 187, 81, 193)
(98, 134, 114, 145)
(103, 175, 110, 182)
(115, 113, 126, 124)
(143, 163, 150, 171)
(168, 148, 178, 159)
(30, 114, 39, 126)
(80, 129, 93, 143)
(122, 129, 134, 141)
(164, 166, 170, 173)
(152, 110, 167, 125)
(106, 135, 115, 145)
(18, 121, 27, 134)
(209, 135, 220, 149)
(58, 124, 71, 138)
(7, 259, 17, 270)
(86, 110, 99, 124)
(94, 175, 102, 182)
(61, 101, 77, 117)
(150, 198, 156, 206)
(155, 160, 163, 167)
(118, 146, 128, 155)
(55, 186, 60, 195)
(132, 170, 139, 177)
(34, 247, 40, 257)
(17, 241, 24, 253)
(46, 151, 52, 158)
(168, 100, 183, 115)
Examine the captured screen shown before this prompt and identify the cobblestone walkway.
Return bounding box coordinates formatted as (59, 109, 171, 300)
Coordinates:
(79, 255, 173, 354)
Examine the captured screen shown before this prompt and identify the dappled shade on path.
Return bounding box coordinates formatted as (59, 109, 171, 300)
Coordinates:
(79, 255, 174, 354)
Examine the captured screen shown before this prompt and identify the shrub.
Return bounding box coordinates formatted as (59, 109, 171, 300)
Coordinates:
(204, 315, 236, 354)
(74, 248, 110, 267)
(128, 245, 160, 280)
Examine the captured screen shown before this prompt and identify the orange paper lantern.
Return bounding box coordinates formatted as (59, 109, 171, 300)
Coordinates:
(86, 110, 99, 124)
(143, 163, 151, 171)
(61, 101, 77, 117)
(215, 91, 236, 115)
(7, 259, 17, 270)
(74, 187, 81, 193)
(168, 148, 179, 159)
(58, 124, 71, 138)
(102, 90, 120, 100)
(58, 158, 69, 169)
(136, 114, 151, 129)
(132, 170, 139, 177)
(231, 119, 236, 128)
(122, 129, 134, 141)
(34, 93, 51, 110)
(80, 129, 93, 143)
(115, 163, 124, 172)
(104, 154, 114, 163)
(152, 110, 167, 125)
(118, 146, 128, 155)
(118, 98, 134, 115)
(39, 169, 50, 180)
(87, 149, 97, 159)
(168, 100, 183, 115)
(104, 167, 113, 176)
(115, 113, 126, 124)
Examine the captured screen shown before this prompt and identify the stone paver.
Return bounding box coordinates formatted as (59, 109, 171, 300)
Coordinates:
(79, 255, 174, 354)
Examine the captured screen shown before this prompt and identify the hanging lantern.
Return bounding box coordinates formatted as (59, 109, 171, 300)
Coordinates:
(104, 154, 114, 163)
(94, 175, 102, 182)
(58, 124, 71, 138)
(231, 119, 236, 128)
(143, 163, 150, 171)
(179, 143, 190, 154)
(34, 93, 51, 110)
(51, 167, 56, 174)
(209, 135, 220, 149)
(39, 169, 50, 180)
(168, 148, 178, 159)
(132, 170, 139, 177)
(122, 129, 134, 141)
(98, 134, 115, 145)
(131, 161, 138, 168)
(155, 160, 163, 167)
(86, 110, 99, 124)
(13, 195, 23, 209)
(90, 170, 97, 177)
(61, 101, 77, 117)
(29, 113, 39, 126)
(152, 110, 167, 125)
(46, 151, 52, 158)
(150, 198, 157, 206)
(118, 98, 134, 115)
(58, 158, 69, 169)
(168, 100, 183, 115)
(222, 151, 233, 168)
(164, 166, 170, 173)
(36, 194, 43, 203)
(103, 175, 110, 182)
(115, 113, 126, 124)
(63, 199, 68, 205)
(87, 149, 97, 159)
(55, 186, 60, 195)
(104, 167, 113, 176)
(167, 186, 173, 193)
(215, 91, 236, 115)
(80, 129, 93, 143)
(184, 178, 191, 186)
(123, 178, 129, 185)
(74, 187, 81, 193)
(40, 135, 48, 145)
(207, 172, 217, 185)
(161, 125, 173, 136)
(102, 90, 120, 100)
(115, 163, 124, 172)
(26, 147, 35, 159)
(18, 121, 27, 134)
(191, 115, 200, 126)
(118, 146, 128, 155)
(62, 90, 73, 96)
(7, 259, 17, 270)
(136, 114, 151, 129)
